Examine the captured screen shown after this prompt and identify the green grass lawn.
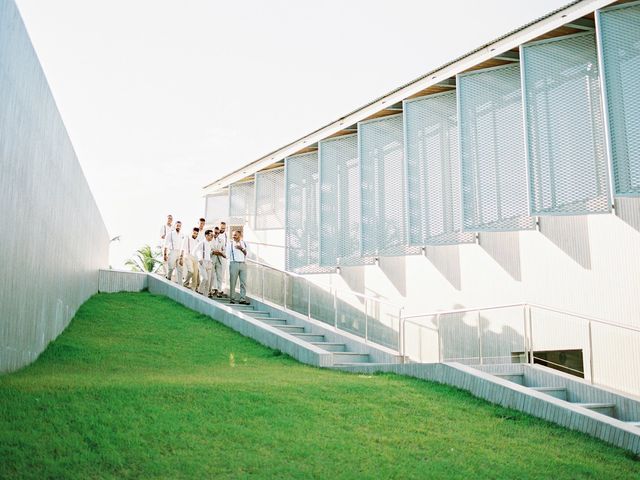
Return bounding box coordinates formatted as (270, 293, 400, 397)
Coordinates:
(1, 292, 639, 479)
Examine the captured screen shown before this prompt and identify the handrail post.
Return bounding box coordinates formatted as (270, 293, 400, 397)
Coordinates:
(333, 288, 338, 330)
(283, 273, 287, 311)
(261, 266, 265, 302)
(527, 305, 534, 365)
(588, 320, 594, 384)
(307, 280, 311, 321)
(364, 298, 368, 343)
(477, 310, 483, 365)
(399, 307, 404, 362)
(523, 304, 528, 364)
(437, 313, 442, 363)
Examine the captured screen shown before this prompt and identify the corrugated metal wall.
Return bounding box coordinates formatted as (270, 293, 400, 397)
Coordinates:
(0, 0, 109, 373)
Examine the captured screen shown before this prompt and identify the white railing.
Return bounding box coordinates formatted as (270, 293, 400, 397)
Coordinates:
(244, 258, 404, 351)
(401, 303, 640, 395)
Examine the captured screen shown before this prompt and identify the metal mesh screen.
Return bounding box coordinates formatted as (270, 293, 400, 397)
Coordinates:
(521, 32, 611, 215)
(319, 135, 375, 266)
(359, 114, 422, 256)
(285, 152, 335, 274)
(228, 181, 255, 225)
(458, 64, 536, 232)
(204, 192, 228, 224)
(254, 168, 285, 230)
(597, 3, 640, 197)
(404, 92, 476, 246)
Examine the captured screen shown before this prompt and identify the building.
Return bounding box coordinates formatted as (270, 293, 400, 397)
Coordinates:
(202, 0, 640, 396)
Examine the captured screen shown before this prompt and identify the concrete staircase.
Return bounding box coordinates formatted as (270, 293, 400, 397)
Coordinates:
(211, 296, 374, 366)
(487, 366, 640, 432)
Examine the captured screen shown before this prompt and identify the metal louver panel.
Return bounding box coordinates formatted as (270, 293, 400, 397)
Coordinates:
(458, 64, 535, 232)
(359, 114, 422, 256)
(597, 3, 640, 197)
(228, 181, 255, 225)
(254, 168, 285, 230)
(205, 192, 229, 223)
(404, 91, 476, 246)
(319, 135, 375, 267)
(285, 152, 335, 274)
(521, 32, 611, 215)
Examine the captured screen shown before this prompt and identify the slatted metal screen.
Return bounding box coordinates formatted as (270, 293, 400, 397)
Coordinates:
(597, 3, 640, 197)
(319, 135, 375, 267)
(285, 152, 335, 273)
(521, 32, 611, 215)
(360, 114, 421, 256)
(404, 91, 476, 246)
(254, 168, 285, 230)
(228, 181, 255, 225)
(458, 64, 536, 232)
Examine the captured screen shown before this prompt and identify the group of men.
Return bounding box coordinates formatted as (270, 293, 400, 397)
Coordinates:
(159, 215, 249, 305)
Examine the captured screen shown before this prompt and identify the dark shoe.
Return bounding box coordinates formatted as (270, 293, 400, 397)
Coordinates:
(239, 300, 250, 305)
(221, 293, 229, 298)
(230, 300, 236, 304)
(208, 292, 213, 298)
(216, 293, 223, 298)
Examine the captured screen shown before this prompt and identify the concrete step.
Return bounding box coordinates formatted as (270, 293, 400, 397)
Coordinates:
(531, 386, 568, 401)
(494, 373, 525, 385)
(292, 333, 326, 343)
(574, 402, 616, 417)
(332, 352, 370, 363)
(626, 421, 640, 428)
(311, 342, 347, 352)
(276, 325, 306, 334)
(247, 312, 271, 317)
(262, 319, 288, 326)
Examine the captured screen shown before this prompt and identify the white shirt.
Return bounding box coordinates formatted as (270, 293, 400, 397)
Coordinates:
(211, 235, 226, 262)
(195, 239, 213, 262)
(181, 235, 199, 257)
(227, 239, 248, 262)
(160, 224, 172, 240)
(164, 229, 183, 251)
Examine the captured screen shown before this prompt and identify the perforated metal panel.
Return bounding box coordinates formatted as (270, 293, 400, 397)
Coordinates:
(285, 152, 335, 274)
(228, 181, 255, 225)
(254, 168, 285, 230)
(204, 192, 228, 224)
(319, 135, 376, 267)
(521, 32, 611, 215)
(404, 92, 476, 246)
(458, 64, 536, 232)
(359, 114, 422, 256)
(597, 3, 640, 197)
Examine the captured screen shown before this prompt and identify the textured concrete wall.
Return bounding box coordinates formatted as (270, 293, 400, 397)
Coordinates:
(98, 270, 148, 293)
(0, 0, 109, 373)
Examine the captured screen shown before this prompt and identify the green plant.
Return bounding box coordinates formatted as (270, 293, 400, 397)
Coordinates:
(125, 244, 162, 273)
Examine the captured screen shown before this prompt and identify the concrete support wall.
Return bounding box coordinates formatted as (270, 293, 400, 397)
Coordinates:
(0, 0, 109, 373)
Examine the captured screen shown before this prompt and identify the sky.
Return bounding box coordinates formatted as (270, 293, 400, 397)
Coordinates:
(16, 0, 569, 268)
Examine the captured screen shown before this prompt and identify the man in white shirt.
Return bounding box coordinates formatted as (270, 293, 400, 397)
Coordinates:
(159, 214, 173, 275)
(196, 229, 214, 296)
(180, 227, 200, 291)
(194, 218, 206, 289)
(164, 220, 183, 284)
(209, 227, 227, 298)
(226, 229, 249, 305)
(218, 221, 229, 294)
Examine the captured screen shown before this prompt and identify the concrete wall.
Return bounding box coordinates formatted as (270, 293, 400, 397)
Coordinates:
(0, 0, 109, 373)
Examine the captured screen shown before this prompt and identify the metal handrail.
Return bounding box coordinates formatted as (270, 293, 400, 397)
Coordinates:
(402, 302, 640, 333)
(245, 258, 402, 309)
(244, 257, 405, 355)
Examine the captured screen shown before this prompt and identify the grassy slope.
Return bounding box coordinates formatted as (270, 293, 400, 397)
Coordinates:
(1, 292, 638, 479)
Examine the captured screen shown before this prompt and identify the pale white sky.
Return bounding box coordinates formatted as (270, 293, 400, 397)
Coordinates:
(16, 0, 568, 268)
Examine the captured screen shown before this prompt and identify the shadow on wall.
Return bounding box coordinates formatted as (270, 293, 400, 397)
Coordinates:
(614, 197, 640, 233)
(378, 256, 407, 296)
(478, 231, 523, 281)
(425, 244, 463, 290)
(405, 305, 527, 365)
(538, 216, 592, 270)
